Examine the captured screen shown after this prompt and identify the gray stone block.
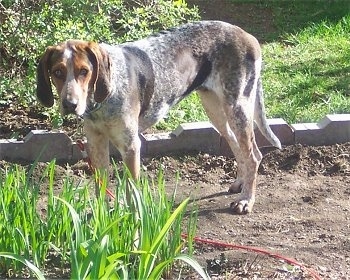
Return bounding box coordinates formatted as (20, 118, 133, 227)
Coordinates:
(141, 132, 175, 157)
(0, 139, 23, 161)
(292, 123, 320, 146)
(143, 122, 221, 156)
(25, 130, 73, 162)
(0, 130, 74, 162)
(1, 115, 350, 163)
(172, 122, 221, 154)
(293, 114, 350, 145)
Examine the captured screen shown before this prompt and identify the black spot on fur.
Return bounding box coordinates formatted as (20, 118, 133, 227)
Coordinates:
(233, 105, 248, 130)
(183, 56, 212, 97)
(243, 53, 256, 97)
(122, 46, 155, 115)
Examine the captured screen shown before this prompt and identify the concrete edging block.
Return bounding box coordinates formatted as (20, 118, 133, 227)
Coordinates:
(141, 132, 176, 157)
(171, 122, 221, 154)
(293, 114, 350, 145)
(0, 139, 24, 162)
(143, 121, 221, 157)
(1, 115, 350, 163)
(1, 130, 73, 162)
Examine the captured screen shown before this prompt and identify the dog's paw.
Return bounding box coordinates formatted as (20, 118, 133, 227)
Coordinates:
(228, 179, 243, 194)
(230, 198, 254, 214)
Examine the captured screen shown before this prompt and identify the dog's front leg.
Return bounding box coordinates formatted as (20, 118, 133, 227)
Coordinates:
(84, 121, 110, 196)
(122, 138, 141, 180)
(109, 128, 141, 198)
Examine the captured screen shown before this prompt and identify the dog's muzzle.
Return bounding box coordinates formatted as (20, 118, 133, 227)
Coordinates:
(62, 99, 78, 115)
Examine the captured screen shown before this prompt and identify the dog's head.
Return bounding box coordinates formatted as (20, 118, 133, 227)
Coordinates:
(36, 40, 110, 116)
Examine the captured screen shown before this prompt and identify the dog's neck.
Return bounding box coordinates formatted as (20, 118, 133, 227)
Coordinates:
(83, 96, 105, 120)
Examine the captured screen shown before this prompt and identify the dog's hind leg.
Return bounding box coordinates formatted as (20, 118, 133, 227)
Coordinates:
(223, 100, 262, 214)
(199, 86, 261, 214)
(198, 90, 247, 203)
(198, 88, 242, 173)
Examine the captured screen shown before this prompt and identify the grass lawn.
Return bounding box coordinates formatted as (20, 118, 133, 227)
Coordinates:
(263, 16, 350, 123)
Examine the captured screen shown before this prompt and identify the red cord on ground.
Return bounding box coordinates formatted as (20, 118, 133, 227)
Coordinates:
(182, 234, 322, 280)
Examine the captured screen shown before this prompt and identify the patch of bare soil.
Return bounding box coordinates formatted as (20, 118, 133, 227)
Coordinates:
(187, 0, 277, 42)
(0, 102, 79, 140)
(140, 144, 350, 279)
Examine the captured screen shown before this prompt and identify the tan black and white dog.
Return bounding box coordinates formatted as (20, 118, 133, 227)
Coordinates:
(36, 21, 281, 214)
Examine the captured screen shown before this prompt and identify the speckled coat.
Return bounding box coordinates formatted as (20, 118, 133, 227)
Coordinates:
(36, 20, 281, 214)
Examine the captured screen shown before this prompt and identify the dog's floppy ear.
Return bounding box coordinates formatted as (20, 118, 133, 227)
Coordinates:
(36, 47, 55, 107)
(86, 42, 111, 103)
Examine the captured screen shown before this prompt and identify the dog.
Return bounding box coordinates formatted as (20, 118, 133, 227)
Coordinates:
(36, 20, 281, 214)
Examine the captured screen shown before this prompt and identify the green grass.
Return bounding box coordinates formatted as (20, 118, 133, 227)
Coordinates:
(0, 161, 208, 279)
(263, 14, 350, 123)
(156, 93, 208, 130)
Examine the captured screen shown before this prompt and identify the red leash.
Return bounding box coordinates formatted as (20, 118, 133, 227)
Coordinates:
(182, 234, 322, 280)
(76, 140, 321, 279)
(76, 139, 115, 199)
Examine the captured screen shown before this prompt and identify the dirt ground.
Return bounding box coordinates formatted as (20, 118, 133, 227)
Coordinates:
(3, 144, 349, 279)
(139, 144, 350, 279)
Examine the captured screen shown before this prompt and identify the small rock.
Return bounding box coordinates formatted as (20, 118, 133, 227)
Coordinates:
(302, 196, 312, 203)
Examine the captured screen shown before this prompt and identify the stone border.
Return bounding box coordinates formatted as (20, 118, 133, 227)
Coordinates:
(1, 114, 350, 163)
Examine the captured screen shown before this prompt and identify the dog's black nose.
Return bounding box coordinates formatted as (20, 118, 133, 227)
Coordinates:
(62, 99, 77, 114)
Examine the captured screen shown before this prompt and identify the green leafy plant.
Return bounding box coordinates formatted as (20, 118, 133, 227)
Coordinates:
(0, 161, 207, 279)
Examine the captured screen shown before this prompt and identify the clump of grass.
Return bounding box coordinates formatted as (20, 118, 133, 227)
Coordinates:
(0, 161, 208, 279)
(0, 162, 54, 272)
(262, 14, 350, 123)
(155, 93, 208, 131)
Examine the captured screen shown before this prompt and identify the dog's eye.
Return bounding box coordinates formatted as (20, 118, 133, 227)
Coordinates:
(80, 68, 88, 76)
(53, 69, 64, 79)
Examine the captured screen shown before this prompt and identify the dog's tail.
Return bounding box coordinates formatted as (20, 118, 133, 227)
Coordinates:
(254, 77, 282, 149)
